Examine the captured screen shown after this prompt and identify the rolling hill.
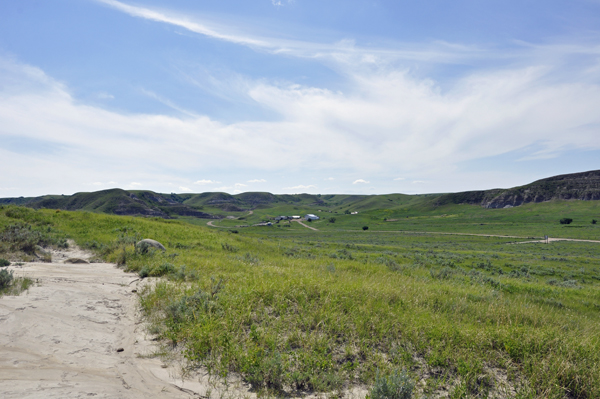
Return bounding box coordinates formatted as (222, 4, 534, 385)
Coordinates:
(435, 169, 600, 208)
(1, 170, 599, 219)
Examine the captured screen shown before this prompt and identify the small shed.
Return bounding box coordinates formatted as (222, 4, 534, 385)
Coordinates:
(305, 214, 320, 221)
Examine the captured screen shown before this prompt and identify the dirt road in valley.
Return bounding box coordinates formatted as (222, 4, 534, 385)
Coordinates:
(292, 219, 319, 231)
(0, 244, 233, 399)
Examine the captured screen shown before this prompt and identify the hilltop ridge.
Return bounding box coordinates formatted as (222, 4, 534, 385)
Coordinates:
(2, 169, 599, 218)
(435, 169, 600, 208)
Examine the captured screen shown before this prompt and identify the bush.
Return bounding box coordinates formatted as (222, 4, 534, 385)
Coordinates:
(548, 279, 580, 288)
(0, 269, 14, 290)
(0, 259, 10, 267)
(560, 218, 573, 225)
(370, 369, 414, 399)
(151, 262, 176, 277)
(328, 217, 336, 223)
(593, 219, 597, 225)
(362, 226, 369, 231)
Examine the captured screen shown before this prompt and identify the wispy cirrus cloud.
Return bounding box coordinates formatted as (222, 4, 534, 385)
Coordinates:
(353, 179, 370, 184)
(96, 0, 270, 48)
(94, 0, 490, 65)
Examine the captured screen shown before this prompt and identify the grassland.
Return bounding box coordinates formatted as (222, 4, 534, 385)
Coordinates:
(1, 203, 599, 398)
(205, 198, 600, 241)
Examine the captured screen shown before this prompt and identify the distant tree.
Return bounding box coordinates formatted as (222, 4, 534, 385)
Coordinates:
(560, 218, 573, 225)
(345, 209, 351, 215)
(362, 226, 369, 231)
(328, 217, 336, 223)
(593, 219, 597, 225)
(307, 218, 312, 222)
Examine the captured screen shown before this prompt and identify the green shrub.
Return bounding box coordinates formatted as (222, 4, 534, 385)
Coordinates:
(221, 242, 238, 252)
(430, 266, 455, 279)
(0, 258, 10, 267)
(593, 219, 597, 225)
(329, 217, 336, 223)
(548, 278, 580, 288)
(0, 269, 14, 290)
(363, 226, 369, 230)
(151, 262, 176, 277)
(559, 218, 573, 225)
(369, 369, 414, 399)
(139, 266, 150, 278)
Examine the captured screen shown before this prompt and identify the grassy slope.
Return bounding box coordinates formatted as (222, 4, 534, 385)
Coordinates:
(1, 205, 599, 398)
(208, 198, 600, 241)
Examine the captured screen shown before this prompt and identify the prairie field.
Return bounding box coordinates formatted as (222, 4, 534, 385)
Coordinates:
(1, 203, 599, 398)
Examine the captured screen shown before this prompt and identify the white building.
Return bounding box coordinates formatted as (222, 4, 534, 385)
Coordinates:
(304, 214, 320, 221)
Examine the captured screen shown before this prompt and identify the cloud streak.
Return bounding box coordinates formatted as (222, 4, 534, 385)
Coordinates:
(94, 0, 493, 65)
(96, 0, 270, 48)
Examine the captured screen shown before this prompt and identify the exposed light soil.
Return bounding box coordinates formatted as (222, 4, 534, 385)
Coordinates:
(291, 219, 319, 231)
(0, 243, 240, 398)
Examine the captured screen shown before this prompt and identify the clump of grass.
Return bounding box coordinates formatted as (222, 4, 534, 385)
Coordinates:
(369, 369, 414, 399)
(0, 269, 34, 297)
(0, 268, 13, 290)
(0, 258, 10, 267)
(139, 262, 177, 278)
(430, 266, 456, 280)
(221, 242, 238, 252)
(547, 278, 580, 288)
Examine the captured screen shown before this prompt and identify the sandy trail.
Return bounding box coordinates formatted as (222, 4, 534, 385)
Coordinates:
(292, 220, 319, 231)
(0, 244, 206, 398)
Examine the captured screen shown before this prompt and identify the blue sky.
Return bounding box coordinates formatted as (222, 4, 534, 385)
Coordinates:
(1, 0, 599, 197)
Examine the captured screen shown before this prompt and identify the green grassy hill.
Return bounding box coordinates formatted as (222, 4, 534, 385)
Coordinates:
(2, 171, 600, 236)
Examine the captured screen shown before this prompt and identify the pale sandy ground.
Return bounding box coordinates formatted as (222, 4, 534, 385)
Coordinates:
(0, 243, 256, 399)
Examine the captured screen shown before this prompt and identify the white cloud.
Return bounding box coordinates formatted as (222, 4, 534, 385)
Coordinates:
(92, 182, 103, 186)
(272, 0, 294, 6)
(353, 179, 370, 184)
(194, 179, 220, 185)
(284, 184, 317, 190)
(96, 0, 270, 47)
(325, 177, 334, 181)
(95, 0, 486, 65)
(129, 182, 142, 187)
(393, 177, 405, 181)
(2, 37, 600, 196)
(412, 181, 426, 184)
(248, 179, 266, 183)
(179, 186, 192, 192)
(235, 183, 248, 188)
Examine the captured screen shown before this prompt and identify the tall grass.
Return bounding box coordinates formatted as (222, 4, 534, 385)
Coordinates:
(1, 205, 599, 397)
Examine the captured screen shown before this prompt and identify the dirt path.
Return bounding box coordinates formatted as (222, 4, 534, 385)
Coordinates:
(207, 210, 254, 228)
(0, 244, 207, 398)
(346, 229, 600, 243)
(292, 220, 319, 231)
(516, 237, 600, 244)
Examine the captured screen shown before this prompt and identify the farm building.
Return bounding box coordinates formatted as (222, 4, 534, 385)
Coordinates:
(304, 214, 320, 221)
